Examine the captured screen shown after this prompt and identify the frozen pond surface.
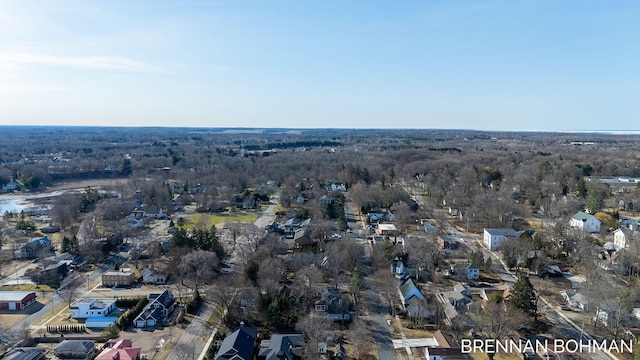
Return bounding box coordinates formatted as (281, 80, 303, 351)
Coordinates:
(0, 191, 62, 214)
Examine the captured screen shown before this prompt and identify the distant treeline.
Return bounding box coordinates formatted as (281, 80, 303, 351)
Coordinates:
(428, 147, 462, 153)
(242, 140, 342, 150)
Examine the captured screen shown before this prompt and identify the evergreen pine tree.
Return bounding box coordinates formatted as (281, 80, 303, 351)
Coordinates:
(510, 275, 537, 318)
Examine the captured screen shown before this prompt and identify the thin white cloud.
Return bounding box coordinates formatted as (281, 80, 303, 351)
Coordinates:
(0, 83, 67, 93)
(0, 52, 159, 72)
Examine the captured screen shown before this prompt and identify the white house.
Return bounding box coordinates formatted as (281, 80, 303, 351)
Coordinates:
(570, 211, 601, 233)
(70, 298, 117, 319)
(391, 257, 405, 279)
(141, 267, 168, 284)
(613, 228, 635, 249)
(483, 228, 519, 251)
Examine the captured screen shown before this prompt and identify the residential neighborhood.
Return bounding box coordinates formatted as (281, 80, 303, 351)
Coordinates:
(2, 128, 640, 360)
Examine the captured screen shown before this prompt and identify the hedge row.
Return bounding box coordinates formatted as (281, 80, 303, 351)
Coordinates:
(47, 324, 86, 333)
(117, 297, 149, 330)
(116, 296, 146, 308)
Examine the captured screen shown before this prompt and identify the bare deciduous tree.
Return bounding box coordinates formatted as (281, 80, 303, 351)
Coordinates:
(178, 250, 220, 292)
(348, 317, 372, 359)
(295, 314, 333, 360)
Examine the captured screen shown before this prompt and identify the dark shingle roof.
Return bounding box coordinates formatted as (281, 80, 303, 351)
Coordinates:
(215, 326, 258, 360)
(258, 334, 304, 360)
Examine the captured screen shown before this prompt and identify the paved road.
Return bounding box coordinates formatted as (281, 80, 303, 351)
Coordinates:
(166, 300, 214, 360)
(345, 193, 397, 360)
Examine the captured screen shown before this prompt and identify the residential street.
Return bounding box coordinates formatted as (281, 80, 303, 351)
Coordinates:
(345, 195, 398, 360)
(166, 299, 215, 360)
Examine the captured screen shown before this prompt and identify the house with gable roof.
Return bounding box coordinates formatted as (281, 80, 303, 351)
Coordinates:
(282, 217, 302, 238)
(141, 266, 168, 284)
(483, 228, 518, 250)
(315, 286, 354, 322)
(0, 291, 37, 311)
(95, 339, 141, 360)
(258, 334, 304, 360)
(614, 228, 636, 249)
(570, 211, 601, 233)
(294, 228, 314, 250)
(20, 236, 52, 259)
(391, 256, 406, 279)
(397, 278, 433, 318)
(399, 278, 424, 304)
(450, 263, 480, 280)
(134, 289, 175, 328)
(443, 283, 472, 309)
(215, 323, 258, 360)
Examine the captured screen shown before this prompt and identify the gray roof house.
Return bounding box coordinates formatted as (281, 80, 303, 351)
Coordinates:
(53, 340, 96, 360)
(483, 228, 518, 250)
(4, 347, 45, 360)
(215, 324, 258, 360)
(443, 284, 472, 309)
(258, 334, 304, 360)
(315, 286, 354, 322)
(134, 290, 175, 328)
(450, 263, 480, 280)
(20, 236, 52, 259)
(399, 278, 424, 303)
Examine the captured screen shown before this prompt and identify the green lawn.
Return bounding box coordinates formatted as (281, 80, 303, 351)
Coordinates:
(181, 212, 259, 228)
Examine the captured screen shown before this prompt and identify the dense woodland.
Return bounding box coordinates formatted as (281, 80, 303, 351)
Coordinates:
(3, 126, 640, 357)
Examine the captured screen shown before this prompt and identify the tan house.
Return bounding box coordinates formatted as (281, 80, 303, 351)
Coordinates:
(102, 269, 135, 287)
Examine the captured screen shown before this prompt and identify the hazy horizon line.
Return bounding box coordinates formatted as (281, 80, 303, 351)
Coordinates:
(1, 124, 640, 135)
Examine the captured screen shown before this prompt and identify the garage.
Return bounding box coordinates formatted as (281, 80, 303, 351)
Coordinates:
(0, 291, 37, 311)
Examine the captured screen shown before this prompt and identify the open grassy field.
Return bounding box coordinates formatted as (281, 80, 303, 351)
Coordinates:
(181, 212, 259, 228)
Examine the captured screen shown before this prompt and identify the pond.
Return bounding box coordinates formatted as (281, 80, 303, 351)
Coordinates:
(0, 191, 62, 215)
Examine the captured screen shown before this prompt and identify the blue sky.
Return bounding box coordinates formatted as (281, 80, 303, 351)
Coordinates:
(0, 0, 638, 131)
